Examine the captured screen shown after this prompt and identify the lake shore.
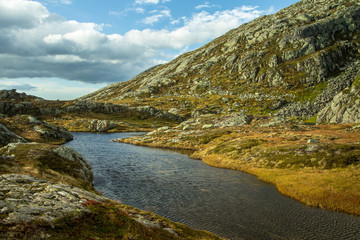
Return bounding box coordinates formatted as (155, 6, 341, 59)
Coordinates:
(117, 122, 360, 216)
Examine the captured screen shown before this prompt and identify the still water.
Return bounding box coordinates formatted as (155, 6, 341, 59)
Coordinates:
(65, 132, 360, 240)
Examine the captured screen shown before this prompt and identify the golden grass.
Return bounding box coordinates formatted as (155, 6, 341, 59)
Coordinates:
(120, 123, 360, 216)
(198, 153, 360, 216)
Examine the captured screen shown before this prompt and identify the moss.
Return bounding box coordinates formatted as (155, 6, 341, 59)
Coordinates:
(210, 139, 267, 155)
(303, 115, 318, 124)
(182, 130, 232, 145)
(257, 144, 360, 169)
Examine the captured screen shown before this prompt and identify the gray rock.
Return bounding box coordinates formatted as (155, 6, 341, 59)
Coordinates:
(30, 117, 73, 141)
(307, 139, 319, 144)
(202, 124, 215, 129)
(89, 119, 117, 132)
(0, 123, 27, 147)
(182, 125, 191, 131)
(317, 86, 360, 124)
(0, 174, 105, 225)
(216, 112, 252, 127)
(52, 146, 94, 183)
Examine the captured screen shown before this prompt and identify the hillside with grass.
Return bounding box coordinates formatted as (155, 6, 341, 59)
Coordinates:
(80, 0, 360, 123)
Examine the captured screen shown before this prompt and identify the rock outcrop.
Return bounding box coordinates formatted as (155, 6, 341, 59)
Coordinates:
(88, 119, 117, 132)
(0, 124, 27, 147)
(29, 116, 74, 142)
(0, 115, 73, 144)
(0, 143, 94, 186)
(52, 146, 93, 183)
(317, 81, 360, 123)
(0, 174, 105, 225)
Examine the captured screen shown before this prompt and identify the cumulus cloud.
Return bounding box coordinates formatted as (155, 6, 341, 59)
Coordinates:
(0, 0, 265, 85)
(0, 0, 48, 29)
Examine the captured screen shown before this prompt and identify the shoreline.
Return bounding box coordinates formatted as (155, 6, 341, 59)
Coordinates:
(117, 124, 360, 217)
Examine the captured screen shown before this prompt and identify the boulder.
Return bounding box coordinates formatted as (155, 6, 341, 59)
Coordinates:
(215, 112, 252, 127)
(52, 146, 94, 183)
(29, 116, 73, 141)
(88, 119, 117, 132)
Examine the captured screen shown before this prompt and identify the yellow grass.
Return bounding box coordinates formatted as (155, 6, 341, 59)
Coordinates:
(201, 154, 360, 216)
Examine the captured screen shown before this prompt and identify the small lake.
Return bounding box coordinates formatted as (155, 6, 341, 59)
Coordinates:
(65, 132, 360, 240)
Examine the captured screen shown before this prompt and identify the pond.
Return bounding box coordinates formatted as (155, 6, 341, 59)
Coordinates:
(65, 132, 360, 240)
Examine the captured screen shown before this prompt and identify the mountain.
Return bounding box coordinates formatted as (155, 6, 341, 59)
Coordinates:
(80, 0, 360, 123)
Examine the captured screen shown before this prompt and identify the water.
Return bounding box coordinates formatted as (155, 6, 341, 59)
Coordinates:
(65, 132, 360, 240)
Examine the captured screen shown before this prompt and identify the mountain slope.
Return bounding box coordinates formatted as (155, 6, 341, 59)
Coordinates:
(81, 0, 360, 123)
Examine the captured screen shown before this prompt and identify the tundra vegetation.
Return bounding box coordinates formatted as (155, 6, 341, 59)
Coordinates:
(1, 0, 360, 238)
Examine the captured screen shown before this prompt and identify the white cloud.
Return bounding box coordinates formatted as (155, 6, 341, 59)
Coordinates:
(0, 0, 265, 87)
(0, 78, 107, 100)
(0, 82, 37, 91)
(135, 0, 159, 4)
(109, 7, 145, 17)
(42, 0, 72, 5)
(135, 0, 170, 5)
(0, 0, 48, 28)
(195, 2, 217, 10)
(143, 9, 171, 24)
(127, 7, 264, 49)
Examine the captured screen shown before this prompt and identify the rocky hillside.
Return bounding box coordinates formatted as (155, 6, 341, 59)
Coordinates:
(80, 0, 360, 123)
(0, 89, 183, 132)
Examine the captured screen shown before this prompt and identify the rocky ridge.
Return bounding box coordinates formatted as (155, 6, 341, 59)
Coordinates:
(80, 0, 360, 123)
(0, 90, 182, 124)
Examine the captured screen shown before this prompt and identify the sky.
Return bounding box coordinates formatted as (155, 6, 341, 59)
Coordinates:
(0, 0, 299, 100)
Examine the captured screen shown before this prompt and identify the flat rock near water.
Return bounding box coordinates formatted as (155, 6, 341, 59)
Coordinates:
(0, 174, 107, 225)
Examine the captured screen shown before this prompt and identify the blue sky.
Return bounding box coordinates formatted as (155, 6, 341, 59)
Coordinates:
(0, 0, 298, 100)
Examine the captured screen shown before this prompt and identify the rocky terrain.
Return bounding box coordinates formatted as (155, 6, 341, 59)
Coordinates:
(80, 0, 360, 216)
(0, 89, 182, 133)
(80, 0, 360, 123)
(2, 0, 360, 238)
(0, 101, 221, 239)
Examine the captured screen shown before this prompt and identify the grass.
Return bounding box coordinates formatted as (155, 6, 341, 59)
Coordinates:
(0, 143, 94, 192)
(44, 112, 177, 132)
